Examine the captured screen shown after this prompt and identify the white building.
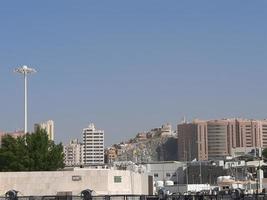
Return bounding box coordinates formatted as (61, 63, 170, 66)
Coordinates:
(83, 123, 104, 165)
(34, 120, 54, 141)
(143, 161, 184, 184)
(0, 169, 150, 196)
(64, 139, 84, 167)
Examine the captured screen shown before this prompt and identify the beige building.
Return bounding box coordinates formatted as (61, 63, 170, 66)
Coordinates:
(261, 121, 267, 148)
(64, 139, 84, 167)
(207, 119, 234, 159)
(105, 147, 118, 164)
(34, 120, 54, 141)
(0, 169, 150, 196)
(178, 119, 267, 161)
(236, 119, 265, 148)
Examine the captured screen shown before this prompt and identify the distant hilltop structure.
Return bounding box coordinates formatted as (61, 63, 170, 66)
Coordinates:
(135, 123, 175, 141)
(34, 120, 54, 141)
(105, 123, 178, 164)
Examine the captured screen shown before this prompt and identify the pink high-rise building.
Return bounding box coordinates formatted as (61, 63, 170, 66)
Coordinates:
(178, 119, 267, 161)
(178, 120, 208, 161)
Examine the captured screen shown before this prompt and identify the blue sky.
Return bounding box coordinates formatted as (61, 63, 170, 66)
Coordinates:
(0, 1, 266, 145)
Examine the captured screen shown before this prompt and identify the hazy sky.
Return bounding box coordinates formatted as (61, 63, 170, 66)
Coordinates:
(0, 1, 266, 146)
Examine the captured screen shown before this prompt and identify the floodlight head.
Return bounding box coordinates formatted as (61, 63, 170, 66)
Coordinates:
(14, 65, 37, 75)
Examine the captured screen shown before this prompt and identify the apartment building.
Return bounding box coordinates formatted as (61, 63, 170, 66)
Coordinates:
(207, 119, 233, 159)
(178, 119, 267, 161)
(105, 146, 117, 164)
(236, 120, 262, 148)
(261, 121, 267, 148)
(34, 120, 54, 141)
(178, 120, 208, 161)
(83, 123, 104, 165)
(64, 139, 84, 166)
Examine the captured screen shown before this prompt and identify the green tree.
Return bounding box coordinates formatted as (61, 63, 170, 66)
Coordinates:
(0, 128, 64, 171)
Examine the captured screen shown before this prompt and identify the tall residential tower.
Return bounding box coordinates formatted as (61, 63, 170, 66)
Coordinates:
(83, 123, 104, 165)
(178, 119, 208, 161)
(34, 120, 54, 141)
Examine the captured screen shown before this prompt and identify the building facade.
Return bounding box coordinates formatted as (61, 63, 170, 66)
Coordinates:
(207, 120, 231, 159)
(34, 120, 54, 141)
(178, 119, 267, 161)
(64, 139, 84, 166)
(0, 169, 150, 196)
(143, 161, 184, 184)
(83, 123, 104, 165)
(236, 119, 263, 148)
(177, 120, 208, 161)
(105, 146, 117, 164)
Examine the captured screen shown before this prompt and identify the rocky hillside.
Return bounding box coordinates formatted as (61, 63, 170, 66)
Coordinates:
(116, 136, 178, 162)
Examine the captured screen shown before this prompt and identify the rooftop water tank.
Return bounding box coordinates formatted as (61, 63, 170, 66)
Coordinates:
(165, 180, 174, 186)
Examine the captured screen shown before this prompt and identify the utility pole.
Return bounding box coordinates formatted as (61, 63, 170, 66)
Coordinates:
(196, 140, 203, 184)
(199, 160, 202, 184)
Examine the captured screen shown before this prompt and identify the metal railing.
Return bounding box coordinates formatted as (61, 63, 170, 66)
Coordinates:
(1, 194, 267, 200)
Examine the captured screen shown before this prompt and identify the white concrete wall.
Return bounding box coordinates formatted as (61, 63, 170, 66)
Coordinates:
(0, 169, 148, 196)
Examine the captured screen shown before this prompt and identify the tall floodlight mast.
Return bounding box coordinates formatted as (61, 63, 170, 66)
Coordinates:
(14, 65, 37, 133)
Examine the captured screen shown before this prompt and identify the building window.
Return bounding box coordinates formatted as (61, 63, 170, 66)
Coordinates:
(154, 173, 159, 177)
(114, 176, 122, 183)
(166, 173, 171, 177)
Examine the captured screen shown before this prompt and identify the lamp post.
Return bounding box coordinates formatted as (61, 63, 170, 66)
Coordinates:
(184, 150, 189, 190)
(196, 140, 203, 184)
(199, 160, 202, 184)
(14, 65, 37, 133)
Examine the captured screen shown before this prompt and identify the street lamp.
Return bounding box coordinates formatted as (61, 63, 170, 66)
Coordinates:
(14, 65, 37, 133)
(196, 140, 203, 184)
